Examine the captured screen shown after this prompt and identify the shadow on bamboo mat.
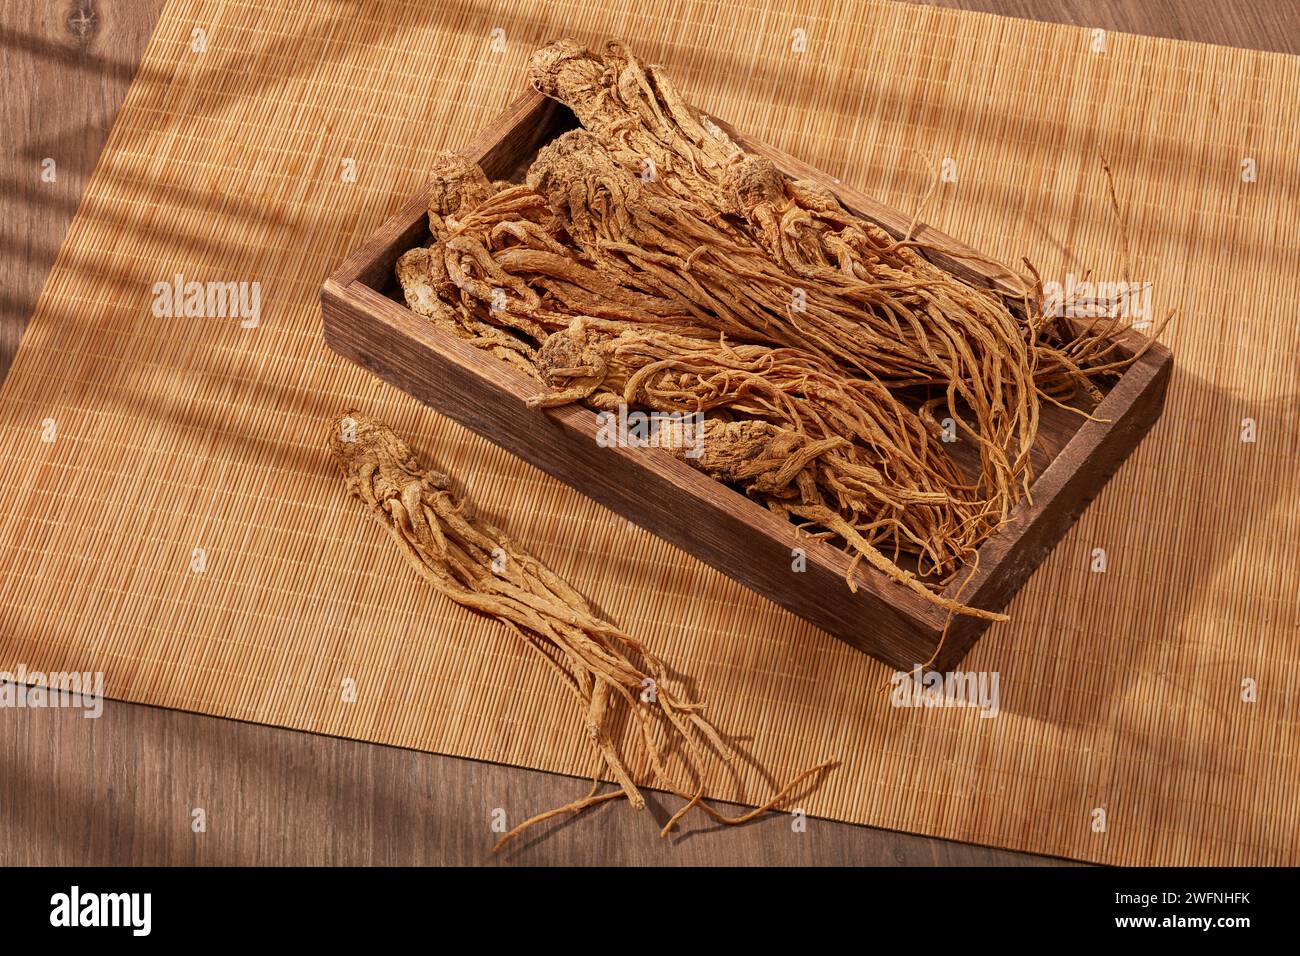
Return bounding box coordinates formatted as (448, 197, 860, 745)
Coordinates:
(0, 0, 1295, 866)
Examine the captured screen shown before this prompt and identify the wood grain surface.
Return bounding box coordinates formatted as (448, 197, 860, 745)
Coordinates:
(0, 0, 1286, 866)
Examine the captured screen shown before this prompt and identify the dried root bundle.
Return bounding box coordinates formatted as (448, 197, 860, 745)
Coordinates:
(329, 412, 835, 850)
(530, 320, 1005, 598)
(393, 39, 1156, 621)
(528, 39, 746, 218)
(522, 121, 1035, 515)
(396, 162, 1000, 613)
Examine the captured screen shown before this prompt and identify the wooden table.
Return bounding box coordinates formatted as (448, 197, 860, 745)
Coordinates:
(1, 0, 1292, 865)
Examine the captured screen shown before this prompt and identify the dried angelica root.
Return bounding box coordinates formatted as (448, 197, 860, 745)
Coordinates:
(328, 412, 836, 850)
(394, 165, 1007, 617)
(397, 175, 1011, 615)
(652, 418, 1005, 621)
(524, 40, 1145, 471)
(526, 128, 1037, 515)
(528, 39, 745, 218)
(390, 39, 1155, 623)
(531, 320, 1003, 585)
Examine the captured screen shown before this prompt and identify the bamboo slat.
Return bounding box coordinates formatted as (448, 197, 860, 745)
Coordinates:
(0, 0, 1295, 865)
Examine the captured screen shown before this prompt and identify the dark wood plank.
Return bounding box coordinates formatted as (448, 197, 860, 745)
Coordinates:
(5, 0, 1280, 868)
(0, 694, 1072, 865)
(0, 0, 160, 375)
(905, 0, 1300, 55)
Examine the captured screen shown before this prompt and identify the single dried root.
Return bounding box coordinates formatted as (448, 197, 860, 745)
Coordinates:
(329, 411, 837, 851)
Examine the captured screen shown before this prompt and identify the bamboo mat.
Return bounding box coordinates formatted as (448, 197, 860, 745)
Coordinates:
(1, 0, 1296, 866)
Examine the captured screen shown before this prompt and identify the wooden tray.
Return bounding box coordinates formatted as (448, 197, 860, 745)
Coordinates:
(320, 90, 1173, 671)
